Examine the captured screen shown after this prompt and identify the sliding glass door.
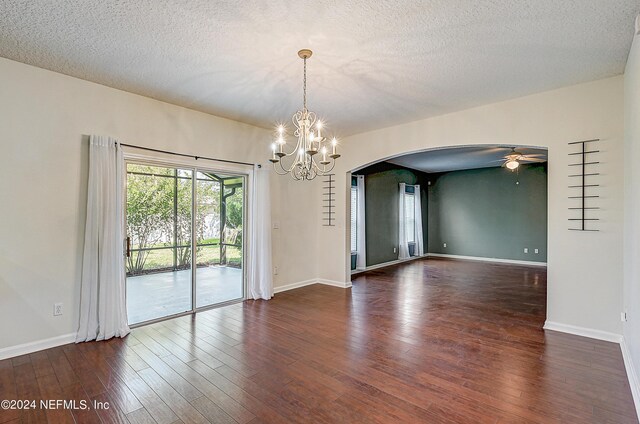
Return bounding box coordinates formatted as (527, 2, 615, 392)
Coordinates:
(195, 172, 244, 308)
(125, 162, 245, 326)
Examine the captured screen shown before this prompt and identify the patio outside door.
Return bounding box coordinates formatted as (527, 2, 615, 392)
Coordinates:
(124, 162, 245, 326)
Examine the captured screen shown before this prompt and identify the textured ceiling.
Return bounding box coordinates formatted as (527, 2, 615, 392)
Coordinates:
(386, 145, 548, 173)
(1, 1, 638, 136)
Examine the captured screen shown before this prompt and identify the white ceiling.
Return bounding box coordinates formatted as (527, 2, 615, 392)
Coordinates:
(0, 1, 638, 136)
(386, 145, 548, 173)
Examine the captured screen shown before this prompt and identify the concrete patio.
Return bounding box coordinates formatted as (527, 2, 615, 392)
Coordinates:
(126, 266, 243, 325)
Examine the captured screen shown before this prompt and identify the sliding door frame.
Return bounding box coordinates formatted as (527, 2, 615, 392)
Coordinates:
(123, 152, 250, 328)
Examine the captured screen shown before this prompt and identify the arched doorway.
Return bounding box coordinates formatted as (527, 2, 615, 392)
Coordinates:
(346, 144, 548, 281)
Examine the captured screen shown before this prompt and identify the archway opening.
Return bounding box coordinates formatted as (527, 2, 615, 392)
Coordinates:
(347, 144, 548, 276)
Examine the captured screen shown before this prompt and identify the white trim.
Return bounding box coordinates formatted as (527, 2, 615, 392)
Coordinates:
(543, 320, 622, 343)
(427, 253, 547, 267)
(540, 322, 638, 419)
(273, 279, 318, 294)
(350, 252, 545, 274)
(621, 337, 640, 420)
(318, 279, 352, 289)
(351, 254, 428, 274)
(0, 333, 76, 361)
(274, 278, 352, 294)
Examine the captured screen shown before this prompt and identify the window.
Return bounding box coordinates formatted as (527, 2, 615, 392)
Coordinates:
(405, 192, 415, 243)
(351, 186, 358, 252)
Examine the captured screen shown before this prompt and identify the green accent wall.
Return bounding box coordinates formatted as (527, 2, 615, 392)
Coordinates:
(358, 162, 428, 267)
(428, 163, 547, 262)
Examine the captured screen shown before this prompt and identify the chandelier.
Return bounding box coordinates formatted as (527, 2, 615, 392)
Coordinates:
(269, 49, 340, 180)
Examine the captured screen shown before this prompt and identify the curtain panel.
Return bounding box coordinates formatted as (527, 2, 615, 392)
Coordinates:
(76, 135, 130, 343)
(356, 175, 367, 269)
(248, 164, 273, 300)
(398, 182, 410, 259)
(414, 184, 424, 256)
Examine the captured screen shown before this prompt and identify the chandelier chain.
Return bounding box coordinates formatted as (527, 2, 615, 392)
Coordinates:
(303, 57, 307, 111)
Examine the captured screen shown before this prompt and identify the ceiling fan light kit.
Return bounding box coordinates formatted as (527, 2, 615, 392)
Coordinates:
(505, 159, 520, 170)
(269, 49, 340, 181)
(501, 147, 546, 171)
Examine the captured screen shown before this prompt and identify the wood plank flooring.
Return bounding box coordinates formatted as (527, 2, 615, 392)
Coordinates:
(1, 257, 637, 423)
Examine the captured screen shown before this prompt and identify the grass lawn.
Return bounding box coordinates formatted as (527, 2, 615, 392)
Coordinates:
(128, 238, 242, 275)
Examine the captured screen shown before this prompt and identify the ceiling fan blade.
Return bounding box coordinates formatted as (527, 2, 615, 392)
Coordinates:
(479, 147, 511, 154)
(521, 158, 547, 163)
(523, 154, 547, 158)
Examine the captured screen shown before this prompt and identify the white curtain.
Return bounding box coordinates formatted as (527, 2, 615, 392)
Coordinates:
(76, 135, 130, 343)
(356, 175, 367, 269)
(248, 164, 273, 300)
(414, 184, 424, 256)
(398, 183, 410, 259)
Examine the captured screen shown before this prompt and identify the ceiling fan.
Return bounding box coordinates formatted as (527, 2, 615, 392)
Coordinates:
(499, 147, 546, 170)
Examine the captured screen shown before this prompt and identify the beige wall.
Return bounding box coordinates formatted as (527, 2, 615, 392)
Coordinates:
(0, 57, 315, 351)
(319, 76, 625, 336)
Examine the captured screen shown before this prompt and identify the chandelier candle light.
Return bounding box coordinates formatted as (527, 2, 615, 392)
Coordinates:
(269, 49, 340, 180)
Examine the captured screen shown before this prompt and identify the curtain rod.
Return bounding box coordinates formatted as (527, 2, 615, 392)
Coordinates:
(119, 143, 260, 168)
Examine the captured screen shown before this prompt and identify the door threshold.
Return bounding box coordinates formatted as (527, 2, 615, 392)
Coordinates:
(128, 297, 245, 329)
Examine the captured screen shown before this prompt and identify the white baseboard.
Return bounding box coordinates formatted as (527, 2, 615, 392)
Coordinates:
(543, 320, 622, 343)
(273, 279, 318, 294)
(621, 337, 640, 420)
(0, 333, 76, 361)
(351, 254, 428, 274)
(274, 278, 352, 294)
(545, 322, 638, 419)
(350, 253, 545, 274)
(427, 253, 547, 267)
(318, 279, 352, 289)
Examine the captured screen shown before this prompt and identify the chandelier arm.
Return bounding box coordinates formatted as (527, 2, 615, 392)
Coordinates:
(278, 143, 303, 158)
(317, 158, 337, 175)
(276, 154, 300, 174)
(272, 161, 290, 176)
(310, 158, 321, 173)
(325, 161, 337, 174)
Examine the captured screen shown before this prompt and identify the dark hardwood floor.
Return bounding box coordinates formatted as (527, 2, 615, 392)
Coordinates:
(1, 258, 637, 423)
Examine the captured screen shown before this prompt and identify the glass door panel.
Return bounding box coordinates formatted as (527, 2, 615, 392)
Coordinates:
(125, 164, 193, 325)
(195, 172, 244, 308)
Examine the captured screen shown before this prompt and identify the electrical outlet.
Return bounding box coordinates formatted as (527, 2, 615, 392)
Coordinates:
(393, 247, 397, 253)
(524, 248, 528, 254)
(273, 266, 278, 275)
(54, 303, 63, 316)
(534, 248, 539, 254)
(443, 243, 447, 248)
(272, 221, 279, 230)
